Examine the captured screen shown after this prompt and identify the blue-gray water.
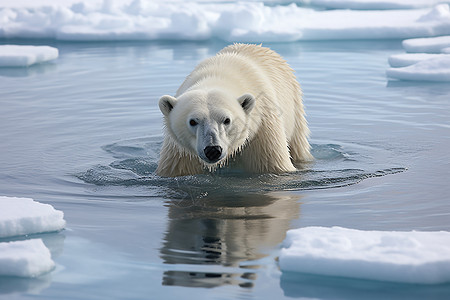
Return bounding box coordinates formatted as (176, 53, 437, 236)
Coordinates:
(1, 40, 449, 299)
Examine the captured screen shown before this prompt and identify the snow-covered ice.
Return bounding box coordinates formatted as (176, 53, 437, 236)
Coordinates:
(279, 227, 450, 284)
(0, 239, 55, 277)
(0, 196, 65, 238)
(304, 0, 445, 10)
(0, 196, 64, 277)
(387, 56, 450, 81)
(0, 0, 449, 42)
(1, 0, 441, 10)
(403, 35, 450, 53)
(0, 45, 58, 67)
(388, 53, 450, 67)
(387, 35, 450, 81)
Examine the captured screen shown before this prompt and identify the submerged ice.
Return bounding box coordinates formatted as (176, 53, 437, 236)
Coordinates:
(279, 226, 450, 284)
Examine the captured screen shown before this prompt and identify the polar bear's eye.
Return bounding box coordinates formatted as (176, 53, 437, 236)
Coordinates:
(224, 118, 231, 125)
(189, 119, 198, 126)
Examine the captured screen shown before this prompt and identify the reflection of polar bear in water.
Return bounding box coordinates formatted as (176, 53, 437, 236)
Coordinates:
(161, 192, 301, 288)
(157, 43, 313, 177)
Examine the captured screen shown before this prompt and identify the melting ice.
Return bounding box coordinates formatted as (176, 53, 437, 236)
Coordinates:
(0, 196, 65, 277)
(279, 226, 450, 284)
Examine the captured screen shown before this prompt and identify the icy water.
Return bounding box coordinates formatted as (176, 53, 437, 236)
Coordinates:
(1, 40, 450, 299)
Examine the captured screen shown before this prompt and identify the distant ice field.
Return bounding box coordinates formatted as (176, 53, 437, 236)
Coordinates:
(0, 0, 449, 42)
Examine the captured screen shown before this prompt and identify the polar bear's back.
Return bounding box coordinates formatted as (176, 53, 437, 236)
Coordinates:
(220, 44, 305, 139)
(218, 43, 293, 73)
(178, 44, 300, 97)
(218, 44, 300, 93)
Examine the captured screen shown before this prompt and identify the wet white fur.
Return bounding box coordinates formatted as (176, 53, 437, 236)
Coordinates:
(157, 44, 312, 177)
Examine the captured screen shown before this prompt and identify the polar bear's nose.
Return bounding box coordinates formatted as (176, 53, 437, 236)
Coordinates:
(204, 146, 222, 162)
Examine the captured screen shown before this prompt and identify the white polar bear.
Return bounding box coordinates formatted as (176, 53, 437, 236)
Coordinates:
(156, 43, 312, 177)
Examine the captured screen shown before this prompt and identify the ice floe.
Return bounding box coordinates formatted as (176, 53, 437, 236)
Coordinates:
(279, 226, 450, 284)
(403, 35, 450, 53)
(0, 196, 65, 278)
(0, 45, 58, 67)
(388, 53, 450, 67)
(387, 56, 450, 81)
(0, 239, 55, 277)
(0, 0, 449, 42)
(0, 196, 65, 238)
(387, 35, 450, 81)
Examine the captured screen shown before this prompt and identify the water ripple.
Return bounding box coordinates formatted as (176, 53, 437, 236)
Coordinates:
(76, 137, 406, 198)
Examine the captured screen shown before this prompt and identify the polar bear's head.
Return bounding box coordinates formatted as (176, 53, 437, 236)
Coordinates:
(159, 89, 255, 166)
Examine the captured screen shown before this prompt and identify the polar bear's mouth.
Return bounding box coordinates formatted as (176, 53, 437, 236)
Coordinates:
(203, 145, 223, 163)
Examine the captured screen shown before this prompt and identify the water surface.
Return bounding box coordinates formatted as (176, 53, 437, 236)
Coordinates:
(1, 40, 449, 299)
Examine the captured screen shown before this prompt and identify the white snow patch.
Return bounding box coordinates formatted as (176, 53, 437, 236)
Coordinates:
(0, 239, 55, 277)
(387, 56, 450, 81)
(387, 35, 450, 81)
(0, 1, 449, 42)
(279, 227, 450, 284)
(388, 53, 450, 67)
(0, 196, 66, 238)
(0, 45, 58, 67)
(403, 35, 450, 53)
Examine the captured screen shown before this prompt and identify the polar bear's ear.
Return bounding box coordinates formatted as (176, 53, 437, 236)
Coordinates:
(237, 94, 255, 114)
(159, 95, 178, 116)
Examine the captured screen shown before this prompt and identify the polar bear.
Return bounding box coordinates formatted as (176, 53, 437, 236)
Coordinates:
(156, 44, 312, 177)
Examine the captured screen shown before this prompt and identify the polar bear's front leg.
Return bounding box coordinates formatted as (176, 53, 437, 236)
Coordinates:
(239, 124, 297, 174)
(156, 138, 204, 177)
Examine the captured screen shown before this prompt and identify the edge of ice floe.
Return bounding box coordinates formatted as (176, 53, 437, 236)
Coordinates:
(279, 226, 450, 284)
(0, 196, 66, 239)
(0, 45, 59, 67)
(0, 196, 66, 278)
(387, 35, 450, 82)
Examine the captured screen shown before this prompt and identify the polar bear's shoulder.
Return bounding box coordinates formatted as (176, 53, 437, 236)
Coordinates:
(220, 43, 286, 63)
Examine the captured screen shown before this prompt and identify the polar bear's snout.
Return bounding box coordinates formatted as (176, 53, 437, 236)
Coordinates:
(197, 119, 227, 164)
(204, 145, 222, 162)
